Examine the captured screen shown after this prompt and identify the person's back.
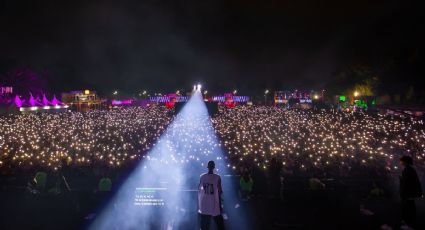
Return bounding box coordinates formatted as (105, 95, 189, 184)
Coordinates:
(400, 165, 422, 199)
(240, 175, 253, 192)
(399, 155, 423, 228)
(198, 173, 221, 216)
(198, 161, 225, 230)
(34, 171, 47, 192)
(98, 177, 112, 192)
(240, 174, 253, 200)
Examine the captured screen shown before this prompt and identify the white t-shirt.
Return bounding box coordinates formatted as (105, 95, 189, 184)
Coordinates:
(198, 173, 221, 216)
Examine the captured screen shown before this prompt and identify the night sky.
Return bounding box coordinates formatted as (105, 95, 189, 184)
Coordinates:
(0, 0, 423, 95)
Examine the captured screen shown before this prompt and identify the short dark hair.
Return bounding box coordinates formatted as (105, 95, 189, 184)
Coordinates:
(207, 161, 215, 169)
(400, 155, 413, 165)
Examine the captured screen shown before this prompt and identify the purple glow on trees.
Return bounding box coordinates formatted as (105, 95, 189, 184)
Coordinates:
(51, 95, 59, 106)
(42, 94, 50, 106)
(29, 95, 37, 107)
(14, 95, 23, 107)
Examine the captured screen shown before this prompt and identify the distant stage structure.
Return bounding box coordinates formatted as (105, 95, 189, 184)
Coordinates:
(62, 90, 104, 112)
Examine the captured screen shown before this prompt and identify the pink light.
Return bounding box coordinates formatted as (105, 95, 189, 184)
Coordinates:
(112, 99, 132, 105)
(29, 95, 37, 107)
(42, 94, 50, 106)
(51, 95, 59, 106)
(14, 95, 23, 107)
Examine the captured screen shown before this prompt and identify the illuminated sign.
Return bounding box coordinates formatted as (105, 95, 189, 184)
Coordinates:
(149, 95, 249, 104)
(0, 86, 13, 94)
(112, 99, 133, 105)
(149, 96, 188, 103)
(211, 96, 249, 102)
(299, 99, 312, 103)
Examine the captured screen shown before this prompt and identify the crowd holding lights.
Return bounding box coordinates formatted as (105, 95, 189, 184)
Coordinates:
(1, 105, 425, 176)
(0, 107, 171, 170)
(211, 106, 425, 174)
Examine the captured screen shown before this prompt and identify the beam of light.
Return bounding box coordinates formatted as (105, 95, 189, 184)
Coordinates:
(89, 91, 250, 230)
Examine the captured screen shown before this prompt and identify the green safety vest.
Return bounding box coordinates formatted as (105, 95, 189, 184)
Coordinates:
(240, 177, 254, 192)
(98, 177, 112, 191)
(34, 171, 47, 190)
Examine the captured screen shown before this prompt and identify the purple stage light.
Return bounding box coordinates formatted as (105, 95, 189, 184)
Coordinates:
(112, 99, 132, 105)
(14, 95, 23, 107)
(42, 94, 50, 106)
(29, 95, 37, 107)
(51, 95, 59, 106)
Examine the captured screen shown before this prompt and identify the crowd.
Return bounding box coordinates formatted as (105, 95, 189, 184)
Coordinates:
(1, 105, 424, 176)
(0, 106, 171, 171)
(211, 106, 425, 177)
(210, 106, 424, 229)
(1, 105, 424, 229)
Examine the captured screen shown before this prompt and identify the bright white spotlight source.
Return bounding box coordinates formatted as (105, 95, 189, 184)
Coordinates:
(197, 84, 202, 91)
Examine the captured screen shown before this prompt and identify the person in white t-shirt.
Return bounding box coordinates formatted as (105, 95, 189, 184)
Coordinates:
(198, 160, 225, 230)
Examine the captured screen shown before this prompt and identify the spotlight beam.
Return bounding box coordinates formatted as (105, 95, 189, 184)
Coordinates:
(89, 91, 250, 230)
